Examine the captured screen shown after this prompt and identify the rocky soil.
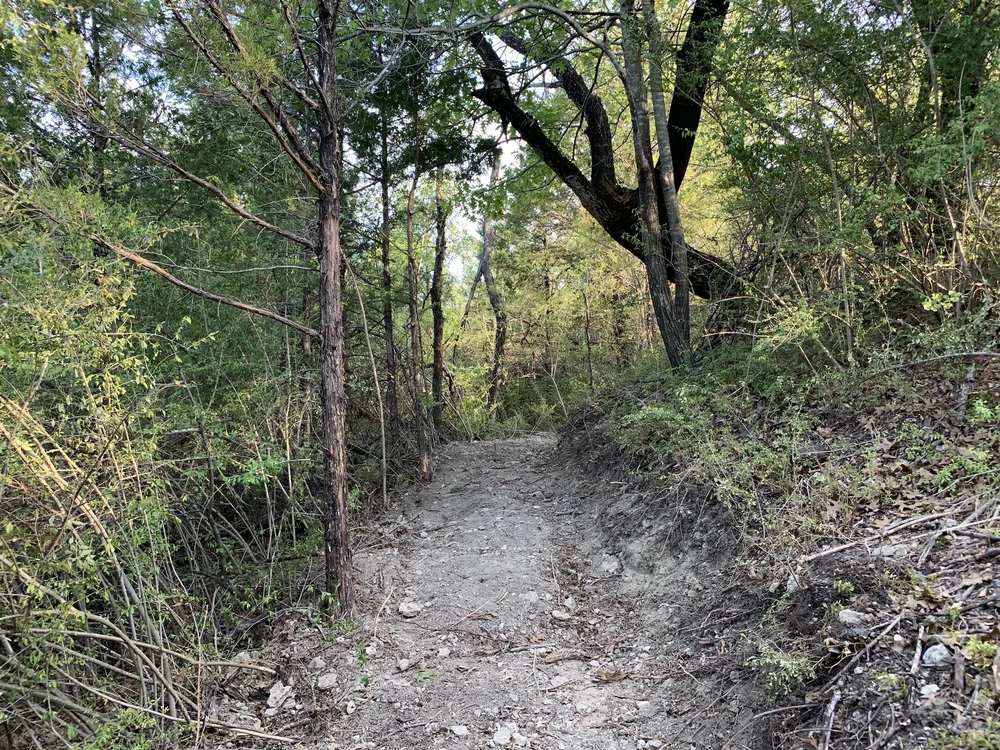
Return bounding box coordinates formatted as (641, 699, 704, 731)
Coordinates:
(203, 435, 764, 749)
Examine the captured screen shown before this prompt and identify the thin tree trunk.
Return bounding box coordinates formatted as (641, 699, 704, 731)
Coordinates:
(317, 0, 352, 611)
(480, 159, 507, 416)
(483, 261, 507, 417)
(646, 0, 691, 363)
(431, 169, 447, 433)
(406, 153, 434, 480)
(582, 265, 594, 394)
(380, 115, 400, 445)
(453, 157, 502, 359)
(620, 0, 685, 367)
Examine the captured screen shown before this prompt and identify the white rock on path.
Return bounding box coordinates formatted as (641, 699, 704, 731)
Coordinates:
(398, 600, 423, 618)
(836, 609, 872, 627)
(308, 656, 327, 671)
(316, 672, 338, 691)
(450, 725, 469, 737)
(600, 555, 621, 575)
(922, 643, 953, 667)
(266, 682, 293, 709)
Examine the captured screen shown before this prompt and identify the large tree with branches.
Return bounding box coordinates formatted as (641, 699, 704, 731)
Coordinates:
(467, 0, 733, 364)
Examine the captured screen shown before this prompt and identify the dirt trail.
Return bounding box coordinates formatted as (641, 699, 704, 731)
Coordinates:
(216, 436, 760, 749)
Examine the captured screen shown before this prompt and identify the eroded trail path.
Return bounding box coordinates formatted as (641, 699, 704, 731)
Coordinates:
(218, 436, 756, 749)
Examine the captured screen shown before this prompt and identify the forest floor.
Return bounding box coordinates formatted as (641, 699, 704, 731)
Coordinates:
(208, 434, 765, 750)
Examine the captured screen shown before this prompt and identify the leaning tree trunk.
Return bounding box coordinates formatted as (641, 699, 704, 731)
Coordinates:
(317, 0, 353, 611)
(431, 169, 447, 433)
(406, 153, 434, 480)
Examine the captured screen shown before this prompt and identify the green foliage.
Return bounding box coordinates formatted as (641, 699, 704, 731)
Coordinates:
(79, 709, 158, 750)
(747, 640, 817, 696)
(930, 728, 1000, 750)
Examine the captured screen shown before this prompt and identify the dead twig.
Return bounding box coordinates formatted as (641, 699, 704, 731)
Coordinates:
(819, 691, 840, 750)
(444, 592, 508, 630)
(821, 614, 904, 695)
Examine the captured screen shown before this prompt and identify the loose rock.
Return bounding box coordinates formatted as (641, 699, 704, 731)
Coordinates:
(922, 643, 953, 667)
(398, 600, 423, 618)
(316, 672, 338, 691)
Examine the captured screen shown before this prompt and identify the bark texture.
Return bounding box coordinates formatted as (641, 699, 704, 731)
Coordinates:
(431, 169, 447, 432)
(406, 155, 434, 480)
(317, 0, 353, 611)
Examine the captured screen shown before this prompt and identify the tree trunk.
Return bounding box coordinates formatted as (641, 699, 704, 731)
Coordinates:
(406, 155, 434, 480)
(483, 260, 507, 417)
(620, 0, 687, 367)
(317, 0, 353, 611)
(431, 169, 447, 433)
(646, 0, 691, 362)
(480, 159, 507, 416)
(380, 115, 400, 447)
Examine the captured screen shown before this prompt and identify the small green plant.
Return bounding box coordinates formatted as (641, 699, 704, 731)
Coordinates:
(930, 728, 1000, 750)
(874, 570, 898, 588)
(948, 605, 962, 626)
(416, 670, 436, 682)
(80, 708, 157, 750)
(964, 636, 998, 670)
(832, 580, 855, 598)
(871, 672, 903, 692)
(747, 641, 816, 696)
(968, 399, 996, 426)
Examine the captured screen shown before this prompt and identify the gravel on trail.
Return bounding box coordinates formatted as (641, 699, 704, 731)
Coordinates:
(208, 435, 758, 750)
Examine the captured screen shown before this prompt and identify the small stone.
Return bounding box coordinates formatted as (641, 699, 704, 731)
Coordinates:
(922, 643, 953, 668)
(920, 683, 939, 697)
(646, 741, 663, 749)
(451, 725, 469, 737)
(563, 596, 576, 612)
(345, 699, 356, 714)
(551, 609, 571, 621)
(398, 601, 423, 618)
(397, 659, 411, 672)
(266, 682, 293, 709)
(316, 672, 338, 691)
(785, 572, 801, 595)
(872, 544, 907, 558)
(438, 647, 451, 659)
(600, 556, 622, 575)
(308, 657, 327, 671)
(493, 725, 513, 745)
(836, 609, 872, 627)
(523, 591, 540, 603)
